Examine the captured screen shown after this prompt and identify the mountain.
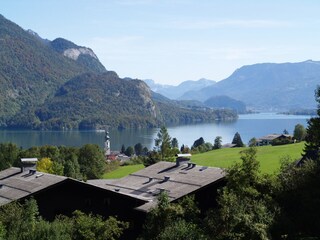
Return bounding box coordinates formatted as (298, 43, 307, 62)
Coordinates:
(0, 14, 234, 130)
(179, 61, 320, 111)
(0, 14, 99, 125)
(204, 96, 247, 113)
(144, 78, 216, 99)
(49, 38, 106, 73)
(9, 72, 159, 130)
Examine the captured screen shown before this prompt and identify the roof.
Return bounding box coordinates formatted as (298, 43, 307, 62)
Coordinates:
(0, 167, 67, 205)
(257, 134, 292, 141)
(88, 161, 225, 212)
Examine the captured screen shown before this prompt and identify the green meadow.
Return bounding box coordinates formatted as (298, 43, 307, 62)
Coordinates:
(103, 142, 305, 178)
(103, 164, 145, 179)
(191, 142, 305, 174)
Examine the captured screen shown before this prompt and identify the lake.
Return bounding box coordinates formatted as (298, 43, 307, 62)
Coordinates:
(0, 113, 311, 151)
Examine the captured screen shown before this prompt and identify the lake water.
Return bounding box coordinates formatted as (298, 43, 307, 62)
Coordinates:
(0, 113, 311, 150)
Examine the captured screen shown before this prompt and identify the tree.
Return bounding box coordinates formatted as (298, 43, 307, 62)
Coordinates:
(155, 126, 172, 161)
(304, 86, 320, 160)
(140, 193, 204, 240)
(36, 158, 53, 173)
(205, 147, 277, 239)
(0, 199, 128, 240)
(0, 143, 20, 171)
(273, 158, 320, 238)
(0, 198, 40, 240)
(283, 129, 289, 134)
(171, 138, 179, 149)
(180, 144, 190, 154)
(71, 210, 128, 240)
(143, 150, 161, 167)
(134, 143, 143, 156)
(64, 157, 82, 179)
(125, 146, 134, 157)
(78, 144, 105, 179)
(142, 146, 149, 156)
(232, 132, 244, 147)
(213, 136, 222, 149)
(192, 137, 205, 149)
(293, 123, 306, 142)
(39, 145, 60, 161)
(120, 144, 126, 154)
(248, 137, 257, 147)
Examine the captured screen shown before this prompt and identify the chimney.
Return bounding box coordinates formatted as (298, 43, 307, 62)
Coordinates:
(175, 153, 192, 166)
(20, 158, 38, 173)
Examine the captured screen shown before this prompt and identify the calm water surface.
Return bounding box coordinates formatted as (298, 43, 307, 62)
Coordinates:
(0, 113, 311, 150)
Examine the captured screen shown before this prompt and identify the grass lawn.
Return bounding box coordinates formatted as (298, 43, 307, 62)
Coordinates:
(191, 142, 305, 174)
(103, 164, 145, 179)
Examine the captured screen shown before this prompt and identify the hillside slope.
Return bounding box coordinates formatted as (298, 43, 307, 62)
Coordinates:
(10, 72, 158, 130)
(0, 14, 104, 125)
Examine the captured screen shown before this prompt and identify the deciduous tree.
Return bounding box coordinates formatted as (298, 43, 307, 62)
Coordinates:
(293, 123, 306, 141)
(213, 136, 222, 149)
(205, 147, 277, 239)
(78, 144, 105, 179)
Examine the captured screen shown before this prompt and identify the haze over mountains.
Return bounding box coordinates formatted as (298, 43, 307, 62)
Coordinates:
(147, 61, 320, 112)
(144, 78, 216, 100)
(0, 14, 235, 130)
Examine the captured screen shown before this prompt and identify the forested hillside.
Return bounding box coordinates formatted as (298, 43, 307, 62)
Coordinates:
(0, 14, 236, 130)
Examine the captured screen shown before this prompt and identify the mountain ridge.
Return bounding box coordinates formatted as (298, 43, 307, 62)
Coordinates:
(152, 60, 320, 111)
(0, 14, 235, 130)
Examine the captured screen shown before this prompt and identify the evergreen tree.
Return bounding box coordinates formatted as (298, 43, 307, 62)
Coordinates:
(120, 144, 126, 154)
(304, 86, 320, 160)
(171, 138, 179, 149)
(192, 137, 205, 149)
(155, 126, 172, 161)
(232, 132, 244, 147)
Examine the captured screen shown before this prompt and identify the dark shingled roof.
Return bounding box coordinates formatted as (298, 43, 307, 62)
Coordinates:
(88, 161, 225, 212)
(0, 167, 67, 205)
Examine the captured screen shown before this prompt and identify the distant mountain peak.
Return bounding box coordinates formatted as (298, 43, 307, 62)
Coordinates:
(49, 38, 106, 72)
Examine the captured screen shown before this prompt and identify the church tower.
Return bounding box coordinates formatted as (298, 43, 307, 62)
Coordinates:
(104, 131, 111, 156)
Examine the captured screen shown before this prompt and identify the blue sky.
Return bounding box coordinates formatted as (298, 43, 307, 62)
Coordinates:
(2, 0, 320, 85)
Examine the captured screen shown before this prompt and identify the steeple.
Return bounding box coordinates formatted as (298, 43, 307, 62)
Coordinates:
(104, 131, 111, 156)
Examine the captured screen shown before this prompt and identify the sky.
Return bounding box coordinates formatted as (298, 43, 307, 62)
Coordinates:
(2, 0, 320, 85)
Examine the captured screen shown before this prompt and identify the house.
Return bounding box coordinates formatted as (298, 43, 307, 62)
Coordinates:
(256, 134, 293, 146)
(88, 158, 226, 213)
(0, 159, 145, 223)
(0, 157, 226, 239)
